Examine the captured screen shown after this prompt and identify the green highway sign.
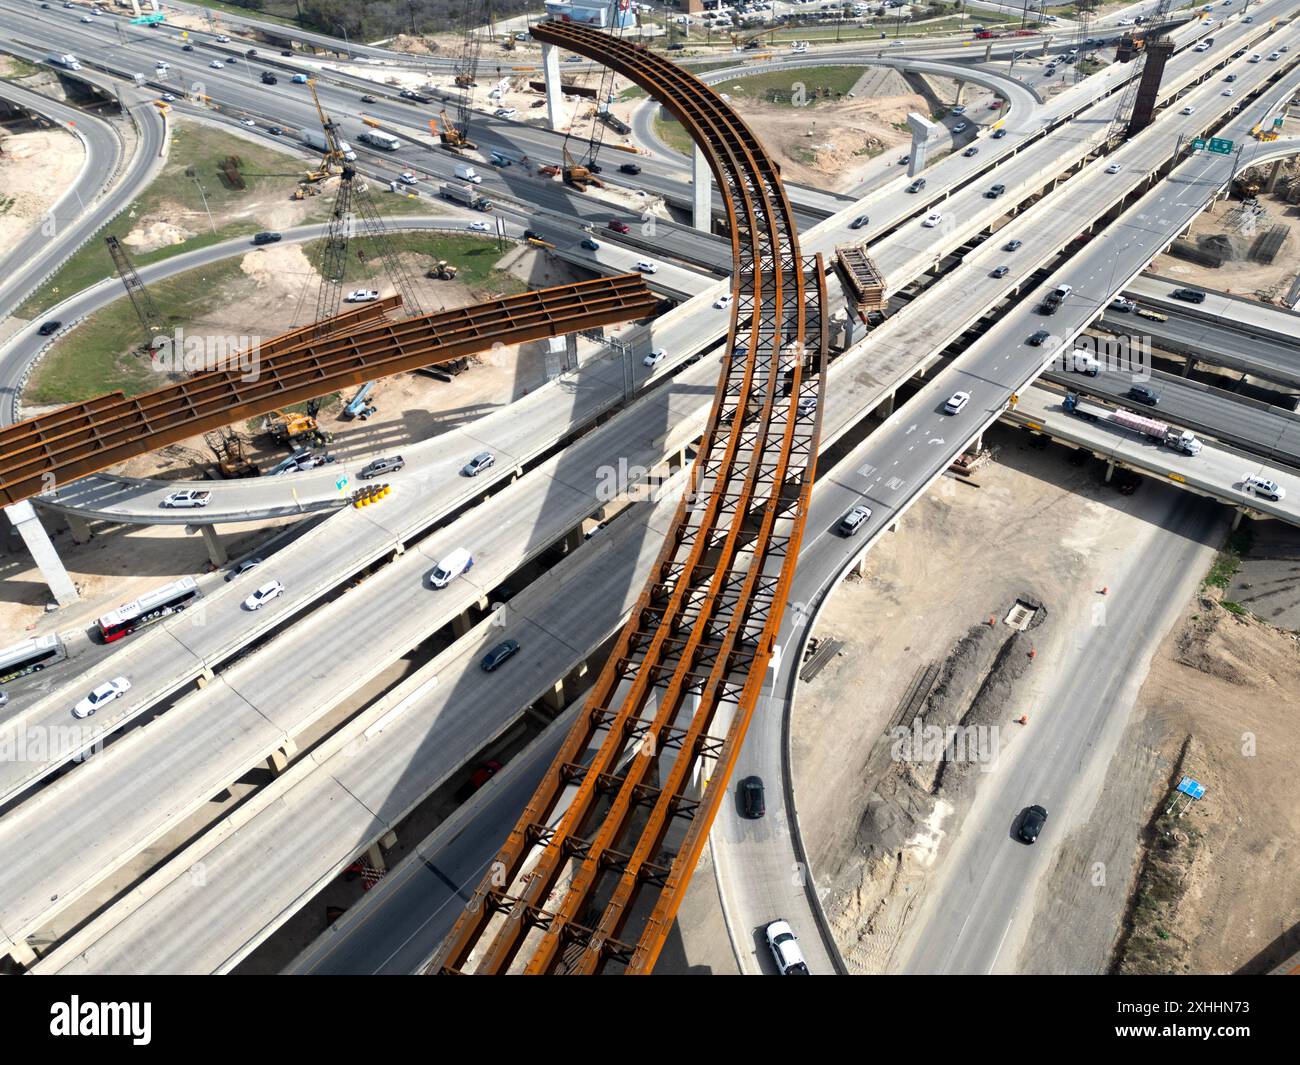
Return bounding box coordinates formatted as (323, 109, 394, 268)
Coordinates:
(1208, 138, 1233, 155)
(131, 13, 165, 24)
(1191, 138, 1206, 151)
(1275, 117, 1285, 128)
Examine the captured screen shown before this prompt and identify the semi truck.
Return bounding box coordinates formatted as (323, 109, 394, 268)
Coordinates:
(1063, 392, 1203, 454)
(302, 129, 357, 161)
(440, 182, 492, 211)
(50, 53, 82, 70)
(358, 129, 401, 151)
(453, 162, 482, 184)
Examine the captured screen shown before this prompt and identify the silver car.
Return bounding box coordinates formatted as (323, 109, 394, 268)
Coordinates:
(462, 451, 495, 477)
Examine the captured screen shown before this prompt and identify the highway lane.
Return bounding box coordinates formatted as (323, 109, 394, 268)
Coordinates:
(1127, 273, 1300, 343)
(710, 26, 1300, 974)
(0, 80, 119, 316)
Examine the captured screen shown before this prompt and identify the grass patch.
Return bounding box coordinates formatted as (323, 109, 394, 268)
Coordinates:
(299, 232, 526, 299)
(171, 0, 303, 31)
(26, 258, 247, 407)
(0, 56, 43, 80)
(1203, 526, 1254, 590)
(1220, 600, 1248, 616)
(653, 113, 696, 155)
(712, 65, 867, 107)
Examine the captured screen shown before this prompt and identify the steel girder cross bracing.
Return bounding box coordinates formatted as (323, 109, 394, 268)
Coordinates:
(430, 20, 829, 976)
(0, 276, 657, 506)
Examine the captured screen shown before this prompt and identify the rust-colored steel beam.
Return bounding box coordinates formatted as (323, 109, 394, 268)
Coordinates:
(0, 276, 656, 507)
(430, 20, 826, 976)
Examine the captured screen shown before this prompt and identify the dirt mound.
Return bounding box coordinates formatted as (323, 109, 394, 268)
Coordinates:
(1173, 597, 1281, 684)
(124, 219, 196, 253)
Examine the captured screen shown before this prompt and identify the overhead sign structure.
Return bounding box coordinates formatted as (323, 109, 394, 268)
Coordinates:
(1208, 137, 1233, 155)
(131, 13, 165, 24)
(1191, 137, 1206, 151)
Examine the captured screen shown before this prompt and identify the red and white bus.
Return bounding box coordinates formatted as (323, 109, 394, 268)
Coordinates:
(96, 576, 201, 642)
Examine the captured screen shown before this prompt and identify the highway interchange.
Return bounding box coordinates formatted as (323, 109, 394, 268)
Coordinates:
(0, 0, 1298, 975)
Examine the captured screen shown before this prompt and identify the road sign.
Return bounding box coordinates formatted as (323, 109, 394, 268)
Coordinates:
(335, 476, 349, 493)
(131, 13, 165, 24)
(1208, 137, 1234, 155)
(1274, 117, 1285, 128)
(1191, 137, 1206, 151)
(1177, 776, 1207, 800)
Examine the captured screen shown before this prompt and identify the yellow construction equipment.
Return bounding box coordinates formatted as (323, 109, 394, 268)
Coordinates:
(263, 407, 331, 447)
(562, 145, 604, 190)
(432, 110, 476, 151)
(426, 259, 459, 279)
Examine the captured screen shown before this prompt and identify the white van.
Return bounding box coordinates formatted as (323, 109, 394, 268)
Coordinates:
(429, 548, 473, 588)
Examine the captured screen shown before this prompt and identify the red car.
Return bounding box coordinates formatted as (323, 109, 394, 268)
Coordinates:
(468, 760, 502, 790)
(607, 218, 630, 234)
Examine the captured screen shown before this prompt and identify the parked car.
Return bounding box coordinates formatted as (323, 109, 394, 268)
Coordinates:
(252, 231, 281, 245)
(359, 456, 404, 479)
(1019, 804, 1048, 843)
(461, 451, 495, 477)
(346, 289, 380, 303)
(739, 775, 766, 818)
(73, 677, 131, 719)
(480, 639, 520, 672)
(161, 489, 211, 508)
(37, 320, 62, 336)
(1241, 474, 1285, 502)
(764, 920, 810, 975)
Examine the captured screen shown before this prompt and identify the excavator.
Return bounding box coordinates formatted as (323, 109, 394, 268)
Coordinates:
(264, 400, 332, 448)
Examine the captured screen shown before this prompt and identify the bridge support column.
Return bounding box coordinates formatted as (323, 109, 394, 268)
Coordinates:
(879, 392, 895, 417)
(6, 501, 78, 607)
(853, 553, 870, 578)
(1231, 507, 1245, 531)
(196, 666, 215, 689)
(1182, 354, 1196, 377)
(199, 524, 227, 567)
(66, 513, 94, 545)
(6, 939, 37, 969)
(970, 432, 984, 454)
(906, 112, 935, 177)
(267, 739, 298, 775)
(692, 143, 711, 232)
(562, 526, 583, 554)
(1104, 460, 1115, 484)
(541, 677, 566, 712)
(1266, 158, 1285, 193)
(541, 43, 564, 132)
(452, 609, 476, 639)
(984, 43, 992, 62)
(366, 842, 388, 873)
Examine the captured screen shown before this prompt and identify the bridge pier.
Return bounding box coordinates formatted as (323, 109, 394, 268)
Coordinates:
(1182, 354, 1196, 377)
(541, 43, 564, 132)
(198, 523, 227, 568)
(6, 500, 78, 607)
(267, 739, 299, 776)
(906, 112, 935, 177)
(1104, 460, 1115, 484)
(1266, 158, 1285, 193)
(692, 143, 711, 232)
(66, 512, 94, 545)
(1231, 507, 1245, 531)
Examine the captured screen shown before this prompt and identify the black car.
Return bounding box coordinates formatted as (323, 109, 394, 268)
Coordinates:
(907, 178, 927, 193)
(1171, 287, 1206, 304)
(739, 776, 766, 819)
(963, 146, 979, 157)
(281, 50, 293, 56)
(992, 127, 1007, 139)
(1019, 804, 1048, 844)
(986, 184, 1006, 199)
(246, 49, 258, 57)
(849, 214, 869, 230)
(267, 125, 284, 136)
(990, 265, 1009, 279)
(359, 455, 405, 479)
(1027, 329, 1050, 346)
(523, 229, 542, 242)
(260, 71, 278, 84)
(182, 43, 194, 51)
(37, 320, 62, 336)
(1038, 299, 1059, 316)
(480, 639, 520, 672)
(1128, 384, 1159, 406)
(667, 42, 685, 51)
(252, 231, 281, 245)
(619, 162, 642, 175)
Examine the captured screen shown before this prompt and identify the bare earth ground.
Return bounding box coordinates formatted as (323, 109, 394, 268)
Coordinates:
(0, 127, 86, 257)
(1150, 166, 1300, 304)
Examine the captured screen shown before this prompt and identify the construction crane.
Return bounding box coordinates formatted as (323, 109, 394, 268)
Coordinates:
(562, 145, 604, 190)
(304, 79, 425, 330)
(432, 108, 476, 152)
(451, 0, 487, 148)
(105, 235, 164, 344)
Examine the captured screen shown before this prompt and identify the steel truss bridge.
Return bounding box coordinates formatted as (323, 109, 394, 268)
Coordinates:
(0, 276, 656, 506)
(430, 20, 828, 975)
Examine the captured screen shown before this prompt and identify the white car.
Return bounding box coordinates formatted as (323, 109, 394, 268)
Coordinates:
(1105, 162, 1122, 174)
(1118, 18, 1134, 26)
(797, 396, 818, 415)
(944, 391, 971, 415)
(161, 489, 211, 508)
(1241, 474, 1285, 502)
(1222, 88, 1234, 97)
(210, 60, 224, 69)
(494, 107, 518, 118)
(714, 293, 733, 310)
(1180, 105, 1195, 115)
(240, 119, 257, 128)
(398, 171, 418, 185)
(243, 579, 285, 611)
(951, 105, 966, 115)
(922, 212, 942, 228)
(216, 34, 231, 42)
(643, 348, 666, 368)
(345, 289, 380, 303)
(80, 14, 94, 21)
(468, 220, 490, 232)
(636, 260, 659, 274)
(160, 92, 176, 102)
(73, 677, 131, 719)
(953, 121, 968, 134)
(764, 920, 809, 975)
